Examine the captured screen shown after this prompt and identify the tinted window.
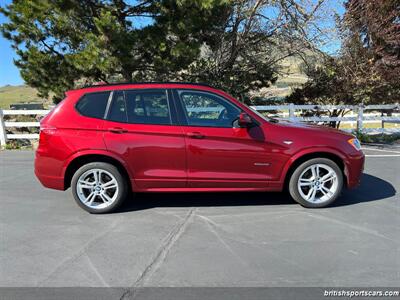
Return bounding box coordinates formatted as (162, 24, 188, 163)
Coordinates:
(178, 90, 241, 127)
(76, 92, 110, 119)
(125, 90, 171, 125)
(108, 91, 128, 122)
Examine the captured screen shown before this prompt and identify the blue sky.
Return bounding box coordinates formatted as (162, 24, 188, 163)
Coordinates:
(0, 0, 23, 86)
(0, 0, 345, 87)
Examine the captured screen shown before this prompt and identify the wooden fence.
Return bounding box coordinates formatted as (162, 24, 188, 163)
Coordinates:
(0, 104, 399, 147)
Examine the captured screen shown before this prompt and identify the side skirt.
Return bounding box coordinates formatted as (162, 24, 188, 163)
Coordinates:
(138, 186, 283, 192)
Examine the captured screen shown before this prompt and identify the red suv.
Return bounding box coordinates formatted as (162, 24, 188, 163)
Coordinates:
(35, 83, 364, 213)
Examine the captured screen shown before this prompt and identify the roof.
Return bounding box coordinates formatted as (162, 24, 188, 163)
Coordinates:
(81, 81, 215, 89)
(65, 81, 230, 99)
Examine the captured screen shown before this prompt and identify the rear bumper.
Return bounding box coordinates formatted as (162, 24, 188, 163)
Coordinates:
(35, 172, 65, 190)
(346, 152, 365, 189)
(34, 151, 65, 190)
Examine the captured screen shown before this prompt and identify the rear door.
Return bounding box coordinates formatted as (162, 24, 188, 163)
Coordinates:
(174, 89, 270, 189)
(103, 89, 187, 190)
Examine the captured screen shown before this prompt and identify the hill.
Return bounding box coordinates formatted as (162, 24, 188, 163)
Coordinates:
(0, 85, 46, 109)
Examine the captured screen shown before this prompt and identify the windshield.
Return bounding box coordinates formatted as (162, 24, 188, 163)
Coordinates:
(246, 104, 273, 122)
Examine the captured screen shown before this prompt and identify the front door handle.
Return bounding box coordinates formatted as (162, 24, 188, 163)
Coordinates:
(108, 127, 128, 134)
(186, 132, 205, 139)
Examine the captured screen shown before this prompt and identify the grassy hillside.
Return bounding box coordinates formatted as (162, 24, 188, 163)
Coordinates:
(0, 85, 47, 109)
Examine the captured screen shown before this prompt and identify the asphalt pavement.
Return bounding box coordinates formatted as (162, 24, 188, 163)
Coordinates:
(0, 147, 399, 292)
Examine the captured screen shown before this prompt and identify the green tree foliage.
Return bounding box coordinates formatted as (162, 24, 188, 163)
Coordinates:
(1, 0, 328, 103)
(0, 0, 229, 102)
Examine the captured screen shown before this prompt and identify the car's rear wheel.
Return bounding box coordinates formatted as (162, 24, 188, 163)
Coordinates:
(71, 162, 127, 213)
(288, 158, 343, 208)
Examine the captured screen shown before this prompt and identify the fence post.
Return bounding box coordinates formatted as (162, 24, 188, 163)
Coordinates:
(0, 109, 7, 148)
(356, 104, 364, 132)
(289, 103, 295, 121)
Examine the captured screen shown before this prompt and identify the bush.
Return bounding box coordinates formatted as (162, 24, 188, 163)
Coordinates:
(353, 131, 400, 144)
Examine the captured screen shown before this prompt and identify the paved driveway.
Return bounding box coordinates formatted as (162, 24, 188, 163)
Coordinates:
(0, 148, 399, 288)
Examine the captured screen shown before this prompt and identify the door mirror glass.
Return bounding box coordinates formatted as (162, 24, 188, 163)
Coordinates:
(238, 113, 253, 127)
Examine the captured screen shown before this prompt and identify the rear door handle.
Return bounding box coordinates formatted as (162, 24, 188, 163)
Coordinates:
(108, 127, 128, 134)
(186, 132, 205, 139)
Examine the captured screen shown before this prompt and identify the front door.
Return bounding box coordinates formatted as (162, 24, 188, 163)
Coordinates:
(103, 89, 186, 190)
(175, 89, 270, 189)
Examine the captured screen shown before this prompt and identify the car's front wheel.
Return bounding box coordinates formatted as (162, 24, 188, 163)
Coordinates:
(71, 162, 128, 213)
(288, 158, 343, 208)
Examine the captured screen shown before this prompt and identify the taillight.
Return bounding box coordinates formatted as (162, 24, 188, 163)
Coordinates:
(40, 124, 57, 134)
(39, 124, 57, 145)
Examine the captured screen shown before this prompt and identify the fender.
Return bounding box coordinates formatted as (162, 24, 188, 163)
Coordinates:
(279, 146, 350, 183)
(62, 149, 136, 190)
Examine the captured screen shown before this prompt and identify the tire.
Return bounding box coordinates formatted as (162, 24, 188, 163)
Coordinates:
(288, 158, 343, 208)
(71, 162, 128, 214)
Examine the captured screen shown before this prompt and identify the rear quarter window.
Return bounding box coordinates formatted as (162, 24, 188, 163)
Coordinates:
(76, 92, 110, 119)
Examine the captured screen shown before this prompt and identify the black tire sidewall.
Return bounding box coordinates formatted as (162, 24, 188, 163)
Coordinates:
(289, 158, 343, 208)
(71, 162, 127, 214)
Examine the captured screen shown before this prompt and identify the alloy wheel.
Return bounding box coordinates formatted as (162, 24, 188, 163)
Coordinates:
(76, 168, 119, 209)
(297, 163, 338, 204)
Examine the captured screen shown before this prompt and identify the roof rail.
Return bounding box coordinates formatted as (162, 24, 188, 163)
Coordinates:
(81, 81, 215, 89)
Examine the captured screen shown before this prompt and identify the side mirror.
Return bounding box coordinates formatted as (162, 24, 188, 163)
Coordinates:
(238, 112, 253, 127)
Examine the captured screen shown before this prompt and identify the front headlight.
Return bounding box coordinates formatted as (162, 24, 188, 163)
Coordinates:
(348, 138, 361, 151)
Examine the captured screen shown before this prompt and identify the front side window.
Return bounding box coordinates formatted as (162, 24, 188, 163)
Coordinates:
(107, 89, 171, 125)
(76, 92, 110, 119)
(178, 90, 241, 127)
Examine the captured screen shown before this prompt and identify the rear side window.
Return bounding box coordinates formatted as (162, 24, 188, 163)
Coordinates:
(76, 92, 110, 119)
(107, 89, 171, 125)
(108, 91, 128, 122)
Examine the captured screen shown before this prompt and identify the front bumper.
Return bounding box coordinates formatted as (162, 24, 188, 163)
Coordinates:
(346, 152, 365, 189)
